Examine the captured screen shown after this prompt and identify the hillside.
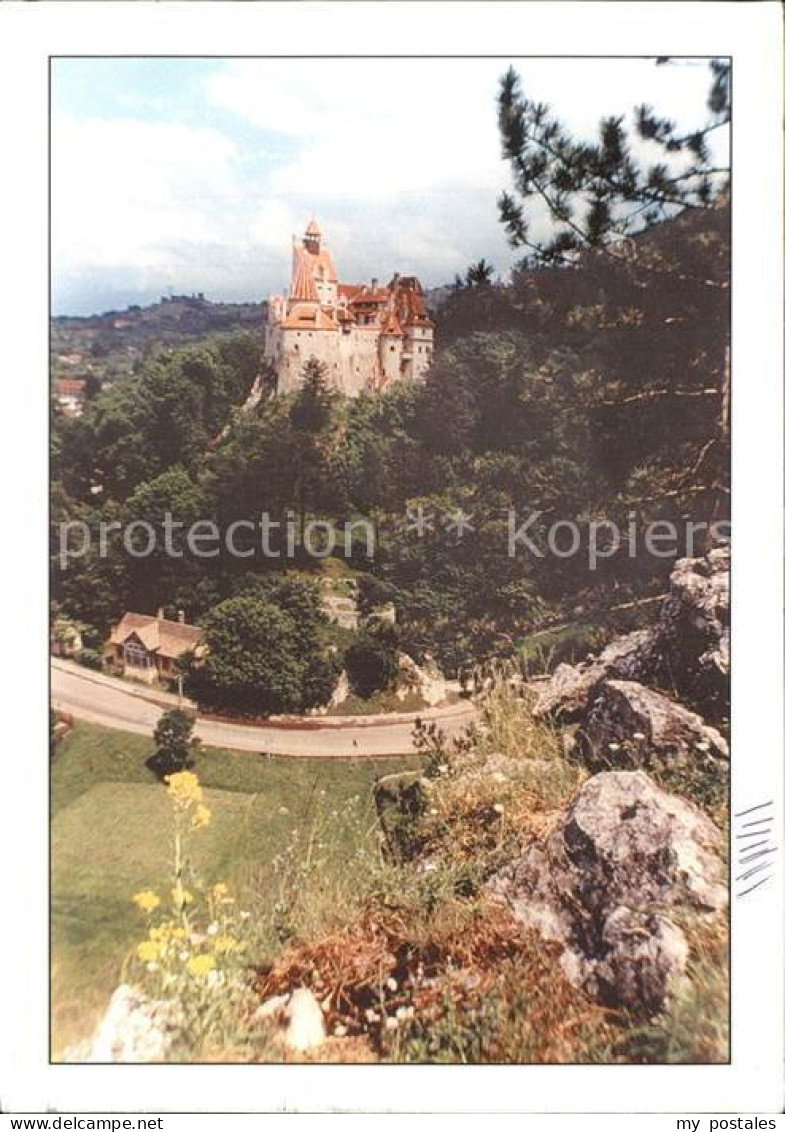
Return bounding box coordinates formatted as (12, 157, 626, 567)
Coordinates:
(51, 294, 266, 387)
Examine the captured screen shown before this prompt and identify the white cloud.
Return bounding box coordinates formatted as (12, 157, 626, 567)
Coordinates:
(52, 113, 245, 285)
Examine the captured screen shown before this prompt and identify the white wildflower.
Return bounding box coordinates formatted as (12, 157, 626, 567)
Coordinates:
(385, 1016, 399, 1031)
(386, 977, 398, 992)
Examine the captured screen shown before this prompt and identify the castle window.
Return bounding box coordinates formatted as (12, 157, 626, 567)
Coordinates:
(389, 345, 395, 352)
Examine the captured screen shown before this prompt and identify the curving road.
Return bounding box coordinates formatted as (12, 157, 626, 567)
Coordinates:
(51, 661, 476, 759)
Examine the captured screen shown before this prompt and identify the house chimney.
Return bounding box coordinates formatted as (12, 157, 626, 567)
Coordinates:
(371, 277, 378, 291)
(178, 610, 185, 624)
(157, 606, 165, 620)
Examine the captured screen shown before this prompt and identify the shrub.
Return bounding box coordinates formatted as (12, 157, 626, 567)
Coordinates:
(147, 709, 199, 781)
(76, 647, 103, 671)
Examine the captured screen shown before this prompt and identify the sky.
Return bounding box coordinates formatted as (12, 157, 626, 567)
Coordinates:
(51, 57, 728, 316)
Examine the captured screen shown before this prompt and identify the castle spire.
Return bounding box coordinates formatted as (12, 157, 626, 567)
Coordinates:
(304, 217, 322, 254)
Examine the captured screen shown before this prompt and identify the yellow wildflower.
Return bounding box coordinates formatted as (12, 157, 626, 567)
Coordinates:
(172, 884, 194, 908)
(166, 771, 203, 809)
(212, 883, 229, 901)
(192, 803, 212, 830)
(137, 940, 161, 963)
(213, 934, 240, 954)
(187, 953, 216, 978)
(132, 890, 161, 914)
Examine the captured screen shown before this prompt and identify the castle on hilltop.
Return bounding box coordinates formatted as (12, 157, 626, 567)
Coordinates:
(263, 219, 435, 396)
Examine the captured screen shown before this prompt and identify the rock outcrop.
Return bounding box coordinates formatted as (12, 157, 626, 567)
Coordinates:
(488, 770, 726, 1014)
(530, 630, 652, 721)
(531, 547, 729, 725)
(579, 679, 728, 773)
(649, 546, 729, 713)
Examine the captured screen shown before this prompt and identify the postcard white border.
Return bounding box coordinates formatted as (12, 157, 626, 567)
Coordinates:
(0, 0, 782, 1115)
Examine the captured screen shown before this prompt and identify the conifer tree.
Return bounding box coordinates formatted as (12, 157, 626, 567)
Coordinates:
(497, 59, 730, 264)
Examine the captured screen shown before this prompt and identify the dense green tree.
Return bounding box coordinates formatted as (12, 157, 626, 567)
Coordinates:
(184, 593, 338, 716)
(148, 709, 199, 780)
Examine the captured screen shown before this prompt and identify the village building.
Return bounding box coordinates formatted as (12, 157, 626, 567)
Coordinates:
(263, 219, 435, 396)
(104, 610, 205, 685)
(55, 378, 87, 417)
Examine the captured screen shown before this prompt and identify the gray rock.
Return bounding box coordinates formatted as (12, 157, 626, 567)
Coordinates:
(592, 906, 689, 1014)
(489, 770, 726, 1014)
(530, 630, 654, 722)
(654, 548, 729, 712)
(374, 770, 429, 862)
(283, 988, 326, 1053)
(64, 984, 179, 1063)
(579, 679, 728, 772)
(253, 988, 326, 1053)
(530, 548, 729, 724)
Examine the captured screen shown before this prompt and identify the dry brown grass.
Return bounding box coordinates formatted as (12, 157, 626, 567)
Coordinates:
(253, 898, 615, 1063)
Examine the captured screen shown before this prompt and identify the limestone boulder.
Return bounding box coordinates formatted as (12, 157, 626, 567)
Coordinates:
(529, 547, 729, 723)
(656, 547, 729, 705)
(396, 653, 447, 707)
(64, 984, 179, 1063)
(284, 988, 326, 1053)
(488, 770, 726, 1014)
(530, 630, 654, 722)
(578, 679, 728, 773)
(592, 906, 689, 1014)
(253, 987, 326, 1054)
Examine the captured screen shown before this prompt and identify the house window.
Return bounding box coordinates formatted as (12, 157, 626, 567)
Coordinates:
(124, 641, 151, 668)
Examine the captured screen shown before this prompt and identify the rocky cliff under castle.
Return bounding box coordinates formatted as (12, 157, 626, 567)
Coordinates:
(263, 219, 435, 396)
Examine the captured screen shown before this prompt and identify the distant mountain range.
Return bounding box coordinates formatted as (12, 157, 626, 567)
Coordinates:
(51, 294, 267, 385)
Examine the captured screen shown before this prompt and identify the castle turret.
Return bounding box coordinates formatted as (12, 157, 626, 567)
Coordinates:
(303, 217, 322, 255)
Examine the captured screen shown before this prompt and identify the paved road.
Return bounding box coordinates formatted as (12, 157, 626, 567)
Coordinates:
(51, 662, 476, 759)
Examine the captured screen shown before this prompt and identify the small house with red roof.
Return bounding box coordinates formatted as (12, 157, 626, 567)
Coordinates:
(105, 610, 205, 685)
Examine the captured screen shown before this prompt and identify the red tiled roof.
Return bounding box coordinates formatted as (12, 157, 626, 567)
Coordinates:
(109, 612, 204, 660)
(291, 247, 319, 302)
(57, 379, 86, 395)
(380, 311, 404, 336)
(281, 305, 339, 331)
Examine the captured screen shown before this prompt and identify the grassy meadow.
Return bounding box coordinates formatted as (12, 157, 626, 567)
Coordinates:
(51, 722, 417, 1058)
